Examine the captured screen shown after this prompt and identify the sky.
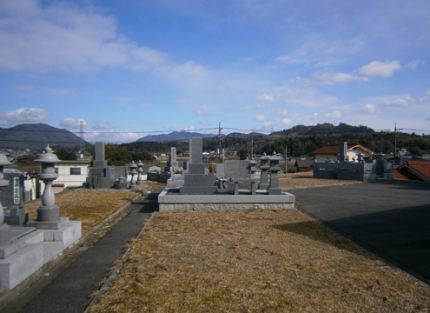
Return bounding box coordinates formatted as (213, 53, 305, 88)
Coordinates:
(0, 0, 429, 143)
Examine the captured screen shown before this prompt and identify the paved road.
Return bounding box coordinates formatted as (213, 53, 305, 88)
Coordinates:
(3, 190, 161, 313)
(292, 180, 430, 284)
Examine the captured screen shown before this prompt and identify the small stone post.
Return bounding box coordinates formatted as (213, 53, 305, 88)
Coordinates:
(34, 145, 61, 222)
(268, 152, 282, 195)
(129, 161, 138, 190)
(0, 154, 11, 246)
(137, 160, 143, 185)
(259, 153, 270, 189)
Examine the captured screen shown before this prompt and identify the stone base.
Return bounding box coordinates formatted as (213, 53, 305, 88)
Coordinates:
(158, 188, 295, 212)
(0, 220, 81, 290)
(27, 217, 69, 230)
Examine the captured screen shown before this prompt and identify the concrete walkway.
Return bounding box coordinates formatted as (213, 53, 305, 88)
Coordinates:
(292, 180, 430, 285)
(2, 189, 161, 313)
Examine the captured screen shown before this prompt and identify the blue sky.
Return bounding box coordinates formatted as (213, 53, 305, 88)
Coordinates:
(0, 0, 429, 143)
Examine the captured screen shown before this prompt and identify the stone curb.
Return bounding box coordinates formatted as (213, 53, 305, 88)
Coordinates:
(0, 191, 145, 311)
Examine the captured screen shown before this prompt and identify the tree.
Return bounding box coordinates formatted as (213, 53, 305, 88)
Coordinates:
(54, 148, 77, 160)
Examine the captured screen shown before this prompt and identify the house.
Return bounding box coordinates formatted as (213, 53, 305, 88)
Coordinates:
(295, 156, 314, 172)
(395, 161, 430, 182)
(52, 159, 92, 192)
(310, 143, 376, 162)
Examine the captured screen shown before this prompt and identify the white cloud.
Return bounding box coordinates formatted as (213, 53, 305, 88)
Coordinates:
(324, 111, 341, 119)
(381, 95, 414, 107)
(358, 61, 401, 77)
(184, 125, 196, 132)
(0, 107, 50, 125)
(315, 72, 368, 85)
(360, 104, 376, 114)
(405, 60, 425, 69)
(85, 131, 139, 144)
(264, 121, 275, 128)
(257, 93, 275, 102)
(0, 0, 168, 73)
(59, 117, 87, 129)
(156, 61, 207, 80)
(92, 122, 115, 130)
(281, 118, 291, 125)
(275, 37, 364, 68)
(255, 115, 267, 122)
(278, 109, 289, 115)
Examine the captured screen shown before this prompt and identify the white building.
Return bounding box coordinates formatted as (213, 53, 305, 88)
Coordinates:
(310, 143, 376, 163)
(52, 160, 91, 193)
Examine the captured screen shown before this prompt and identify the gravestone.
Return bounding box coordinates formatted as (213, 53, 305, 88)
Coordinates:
(88, 142, 127, 188)
(2, 172, 28, 225)
(180, 138, 217, 194)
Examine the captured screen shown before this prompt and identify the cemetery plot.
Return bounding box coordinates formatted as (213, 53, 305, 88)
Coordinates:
(24, 186, 153, 233)
(90, 210, 430, 313)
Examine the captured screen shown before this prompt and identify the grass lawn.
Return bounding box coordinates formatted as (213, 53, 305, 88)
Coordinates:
(88, 176, 430, 313)
(24, 183, 158, 234)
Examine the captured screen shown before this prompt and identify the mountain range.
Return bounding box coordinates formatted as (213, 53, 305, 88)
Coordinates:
(0, 123, 376, 150)
(0, 123, 88, 150)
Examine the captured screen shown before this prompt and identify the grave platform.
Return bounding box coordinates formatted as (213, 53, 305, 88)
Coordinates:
(0, 221, 81, 290)
(158, 188, 295, 212)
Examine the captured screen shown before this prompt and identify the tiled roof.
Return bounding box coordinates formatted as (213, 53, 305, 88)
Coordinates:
(394, 166, 422, 181)
(398, 161, 430, 181)
(310, 143, 374, 155)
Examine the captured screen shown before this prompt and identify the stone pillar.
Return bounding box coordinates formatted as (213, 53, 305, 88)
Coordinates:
(129, 161, 138, 190)
(93, 142, 107, 168)
(137, 160, 143, 185)
(338, 142, 347, 162)
(259, 153, 270, 189)
(268, 152, 282, 195)
(180, 138, 217, 194)
(0, 154, 11, 246)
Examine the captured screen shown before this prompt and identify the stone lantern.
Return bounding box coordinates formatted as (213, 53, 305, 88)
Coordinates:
(34, 145, 61, 222)
(137, 160, 143, 186)
(0, 154, 11, 246)
(129, 161, 138, 190)
(268, 152, 282, 195)
(259, 153, 270, 189)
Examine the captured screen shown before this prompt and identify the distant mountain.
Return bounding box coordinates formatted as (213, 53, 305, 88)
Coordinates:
(226, 132, 267, 139)
(0, 123, 89, 150)
(135, 131, 217, 142)
(274, 123, 375, 137)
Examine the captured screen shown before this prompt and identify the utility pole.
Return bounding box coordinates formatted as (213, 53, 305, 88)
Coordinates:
(218, 122, 223, 160)
(79, 120, 85, 156)
(251, 137, 254, 159)
(394, 122, 397, 157)
(285, 146, 288, 173)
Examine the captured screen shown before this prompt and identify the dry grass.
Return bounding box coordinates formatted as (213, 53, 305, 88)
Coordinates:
(279, 171, 362, 191)
(25, 184, 156, 234)
(90, 209, 430, 313)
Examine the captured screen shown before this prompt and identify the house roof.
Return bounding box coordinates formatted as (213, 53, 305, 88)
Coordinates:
(310, 143, 375, 156)
(394, 165, 421, 181)
(397, 161, 430, 182)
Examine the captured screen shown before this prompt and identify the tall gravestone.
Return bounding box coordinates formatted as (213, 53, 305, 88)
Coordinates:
(180, 138, 217, 194)
(89, 142, 127, 188)
(2, 172, 28, 225)
(338, 142, 347, 162)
